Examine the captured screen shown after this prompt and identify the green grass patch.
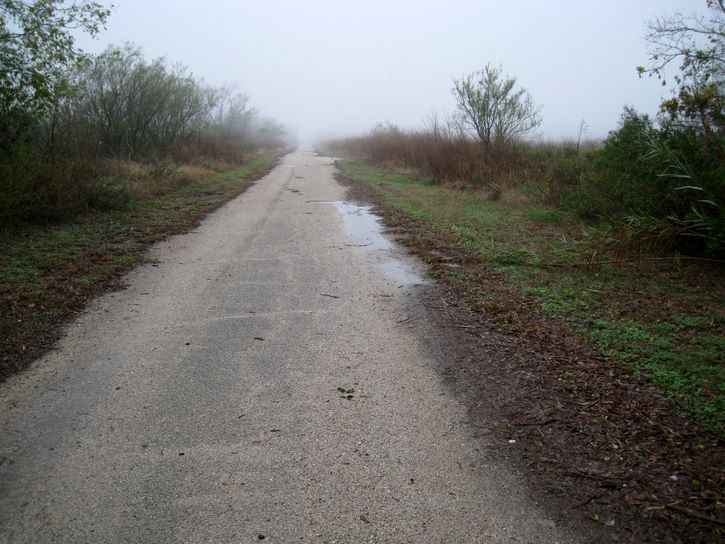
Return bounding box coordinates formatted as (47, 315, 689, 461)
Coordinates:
(0, 151, 283, 379)
(337, 157, 725, 434)
(526, 208, 567, 224)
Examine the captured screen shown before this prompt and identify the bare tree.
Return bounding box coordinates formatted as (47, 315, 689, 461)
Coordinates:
(640, 0, 724, 83)
(452, 64, 541, 149)
(209, 85, 257, 141)
(576, 119, 588, 151)
(638, 0, 724, 155)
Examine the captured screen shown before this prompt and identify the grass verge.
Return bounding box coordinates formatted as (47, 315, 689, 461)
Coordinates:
(0, 151, 283, 380)
(337, 157, 725, 435)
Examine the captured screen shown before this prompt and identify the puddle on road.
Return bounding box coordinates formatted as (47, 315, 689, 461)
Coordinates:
(377, 260, 427, 286)
(331, 201, 392, 251)
(329, 201, 428, 286)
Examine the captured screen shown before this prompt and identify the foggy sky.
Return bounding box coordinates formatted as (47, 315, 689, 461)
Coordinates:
(74, 0, 708, 144)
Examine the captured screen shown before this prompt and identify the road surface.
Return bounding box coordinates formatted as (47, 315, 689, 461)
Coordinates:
(0, 150, 584, 543)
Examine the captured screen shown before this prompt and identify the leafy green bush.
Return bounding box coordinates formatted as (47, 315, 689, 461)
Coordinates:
(561, 108, 660, 218)
(561, 107, 724, 256)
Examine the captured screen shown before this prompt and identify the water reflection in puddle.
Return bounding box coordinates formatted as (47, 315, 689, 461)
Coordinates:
(378, 260, 427, 286)
(329, 201, 428, 286)
(330, 201, 392, 251)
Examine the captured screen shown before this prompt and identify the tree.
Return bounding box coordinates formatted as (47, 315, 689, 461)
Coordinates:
(74, 44, 215, 157)
(209, 85, 257, 140)
(254, 117, 286, 143)
(0, 0, 110, 142)
(638, 0, 724, 156)
(452, 64, 541, 149)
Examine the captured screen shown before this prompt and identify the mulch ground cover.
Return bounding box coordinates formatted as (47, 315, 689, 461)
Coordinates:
(336, 169, 725, 543)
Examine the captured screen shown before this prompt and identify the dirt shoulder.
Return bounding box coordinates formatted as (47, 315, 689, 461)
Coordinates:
(0, 152, 283, 380)
(335, 166, 725, 543)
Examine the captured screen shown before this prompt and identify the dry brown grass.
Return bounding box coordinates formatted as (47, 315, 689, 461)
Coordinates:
(173, 134, 255, 167)
(96, 158, 147, 180)
(326, 128, 597, 208)
(94, 159, 216, 198)
(169, 165, 213, 185)
(326, 127, 528, 191)
(189, 156, 234, 172)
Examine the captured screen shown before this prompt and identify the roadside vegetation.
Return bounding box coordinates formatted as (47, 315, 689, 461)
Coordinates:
(334, 158, 724, 433)
(326, 1, 725, 435)
(0, 2, 288, 377)
(0, 40, 287, 224)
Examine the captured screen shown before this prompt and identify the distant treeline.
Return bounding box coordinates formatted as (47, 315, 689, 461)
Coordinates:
(1, 40, 286, 223)
(40, 44, 286, 161)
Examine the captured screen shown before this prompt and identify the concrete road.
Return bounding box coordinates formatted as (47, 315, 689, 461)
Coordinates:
(0, 150, 583, 543)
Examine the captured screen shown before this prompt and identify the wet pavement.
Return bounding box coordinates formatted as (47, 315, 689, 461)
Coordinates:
(0, 149, 586, 543)
(330, 200, 428, 287)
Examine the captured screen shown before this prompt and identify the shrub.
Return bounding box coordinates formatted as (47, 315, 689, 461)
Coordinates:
(562, 107, 724, 256)
(560, 108, 659, 218)
(84, 176, 132, 211)
(0, 154, 130, 223)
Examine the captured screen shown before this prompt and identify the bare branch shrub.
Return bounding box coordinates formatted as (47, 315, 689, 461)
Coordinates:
(452, 64, 541, 151)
